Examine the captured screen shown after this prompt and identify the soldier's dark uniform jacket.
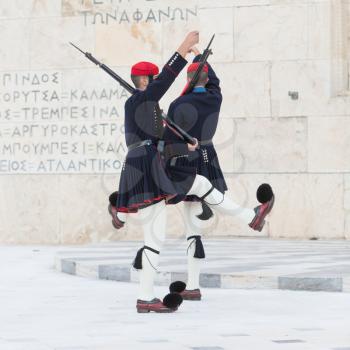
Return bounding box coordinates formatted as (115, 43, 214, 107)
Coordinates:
(116, 52, 196, 213)
(164, 56, 227, 203)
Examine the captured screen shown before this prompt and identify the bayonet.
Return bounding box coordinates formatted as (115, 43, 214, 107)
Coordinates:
(182, 34, 215, 96)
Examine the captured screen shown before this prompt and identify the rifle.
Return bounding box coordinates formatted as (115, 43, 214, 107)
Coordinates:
(181, 34, 215, 96)
(70, 42, 196, 145)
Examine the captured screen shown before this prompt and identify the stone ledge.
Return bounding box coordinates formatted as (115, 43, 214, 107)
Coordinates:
(55, 239, 350, 293)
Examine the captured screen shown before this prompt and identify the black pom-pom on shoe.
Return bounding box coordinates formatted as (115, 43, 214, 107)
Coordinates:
(163, 292, 183, 309)
(256, 184, 274, 204)
(169, 281, 186, 293)
(109, 191, 119, 206)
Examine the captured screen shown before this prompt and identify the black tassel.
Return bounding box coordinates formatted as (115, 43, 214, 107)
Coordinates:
(132, 246, 160, 270)
(196, 201, 214, 220)
(132, 247, 144, 270)
(187, 235, 205, 259)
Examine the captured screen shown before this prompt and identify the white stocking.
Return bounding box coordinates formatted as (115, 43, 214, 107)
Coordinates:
(184, 201, 204, 290)
(137, 201, 167, 301)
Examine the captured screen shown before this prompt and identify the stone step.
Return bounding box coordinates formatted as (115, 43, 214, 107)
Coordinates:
(55, 238, 350, 293)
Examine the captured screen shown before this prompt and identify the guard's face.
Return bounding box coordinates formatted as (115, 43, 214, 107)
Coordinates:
(139, 75, 158, 90)
(138, 75, 150, 90)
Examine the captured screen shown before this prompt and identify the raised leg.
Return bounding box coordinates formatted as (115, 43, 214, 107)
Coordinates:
(187, 175, 255, 224)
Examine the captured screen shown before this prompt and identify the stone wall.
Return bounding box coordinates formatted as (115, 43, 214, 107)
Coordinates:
(0, 0, 349, 243)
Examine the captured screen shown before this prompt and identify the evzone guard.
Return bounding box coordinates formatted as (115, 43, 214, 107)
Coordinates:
(108, 32, 275, 313)
(109, 31, 200, 313)
(163, 47, 274, 301)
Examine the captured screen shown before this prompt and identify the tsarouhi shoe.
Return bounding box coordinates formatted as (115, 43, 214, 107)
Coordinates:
(249, 184, 275, 232)
(181, 289, 202, 301)
(108, 204, 124, 229)
(136, 293, 183, 313)
(169, 281, 201, 301)
(249, 195, 275, 232)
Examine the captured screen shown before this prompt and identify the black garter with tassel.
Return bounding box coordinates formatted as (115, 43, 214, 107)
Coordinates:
(187, 235, 205, 259)
(132, 246, 159, 270)
(197, 201, 214, 221)
(196, 186, 216, 220)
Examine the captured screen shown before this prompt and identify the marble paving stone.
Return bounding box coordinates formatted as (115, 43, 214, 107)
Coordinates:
(66, 256, 129, 261)
(199, 273, 221, 288)
(5, 338, 38, 342)
(342, 277, 350, 293)
(61, 259, 76, 275)
(345, 214, 350, 240)
(140, 339, 169, 343)
(272, 339, 305, 343)
(53, 348, 87, 350)
(98, 264, 130, 282)
(56, 250, 133, 255)
(221, 274, 278, 290)
(75, 262, 98, 279)
(156, 272, 173, 285)
(278, 277, 343, 292)
(202, 266, 265, 273)
(304, 266, 350, 275)
(171, 272, 188, 283)
(191, 348, 225, 350)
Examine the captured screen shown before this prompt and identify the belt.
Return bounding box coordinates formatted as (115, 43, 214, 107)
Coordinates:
(170, 154, 188, 166)
(127, 139, 154, 152)
(199, 139, 213, 146)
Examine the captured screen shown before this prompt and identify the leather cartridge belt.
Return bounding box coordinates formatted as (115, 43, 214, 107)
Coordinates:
(199, 139, 213, 147)
(170, 154, 188, 166)
(127, 139, 154, 152)
(127, 139, 212, 152)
